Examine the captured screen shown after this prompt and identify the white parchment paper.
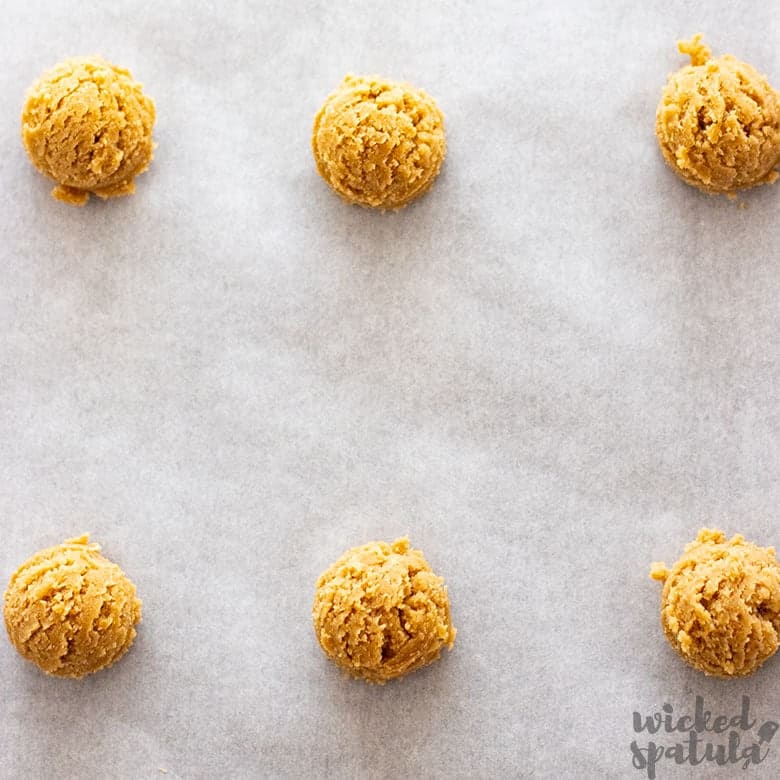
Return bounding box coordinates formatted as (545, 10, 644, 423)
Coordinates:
(1, 1, 779, 778)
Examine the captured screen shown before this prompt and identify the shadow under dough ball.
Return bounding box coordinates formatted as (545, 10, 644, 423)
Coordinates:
(655, 35, 780, 194)
(21, 57, 156, 206)
(312, 537, 456, 682)
(312, 75, 446, 209)
(3, 535, 142, 678)
(651, 529, 780, 677)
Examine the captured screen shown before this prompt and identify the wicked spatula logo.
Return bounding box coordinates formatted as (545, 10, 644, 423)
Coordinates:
(631, 697, 778, 778)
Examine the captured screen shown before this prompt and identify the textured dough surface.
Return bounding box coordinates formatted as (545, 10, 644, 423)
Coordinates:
(312, 74, 446, 209)
(651, 529, 780, 677)
(4, 535, 142, 678)
(312, 537, 455, 682)
(21, 57, 156, 205)
(655, 35, 780, 194)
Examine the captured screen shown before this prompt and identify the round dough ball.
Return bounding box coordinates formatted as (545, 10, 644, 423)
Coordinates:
(651, 529, 780, 677)
(4, 535, 142, 678)
(312, 537, 456, 682)
(655, 35, 780, 194)
(312, 74, 446, 209)
(21, 57, 156, 205)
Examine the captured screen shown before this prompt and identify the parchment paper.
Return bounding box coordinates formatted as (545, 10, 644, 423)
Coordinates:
(1, 1, 779, 778)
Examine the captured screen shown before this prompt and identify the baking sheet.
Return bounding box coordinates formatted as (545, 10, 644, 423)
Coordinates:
(1, 1, 779, 778)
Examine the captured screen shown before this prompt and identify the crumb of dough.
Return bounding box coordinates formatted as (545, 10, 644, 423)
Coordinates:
(3, 535, 142, 678)
(312, 75, 446, 210)
(312, 537, 456, 682)
(649, 562, 669, 581)
(21, 57, 156, 205)
(655, 35, 780, 194)
(651, 528, 780, 677)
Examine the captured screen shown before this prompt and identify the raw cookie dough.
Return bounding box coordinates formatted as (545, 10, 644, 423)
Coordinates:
(21, 57, 156, 205)
(312, 75, 446, 209)
(651, 529, 780, 677)
(655, 35, 780, 194)
(312, 537, 456, 682)
(4, 535, 142, 678)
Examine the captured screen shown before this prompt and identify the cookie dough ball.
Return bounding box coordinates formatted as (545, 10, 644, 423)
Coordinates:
(651, 529, 780, 677)
(4, 535, 142, 678)
(655, 35, 780, 194)
(312, 75, 446, 209)
(21, 57, 156, 205)
(312, 537, 456, 682)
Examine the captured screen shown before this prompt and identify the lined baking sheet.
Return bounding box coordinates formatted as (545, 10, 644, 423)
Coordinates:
(1, 1, 778, 777)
